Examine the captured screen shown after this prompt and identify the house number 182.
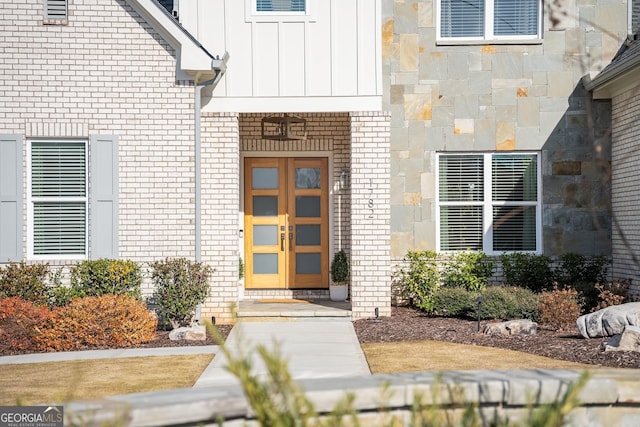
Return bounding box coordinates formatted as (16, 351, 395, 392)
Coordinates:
(367, 179, 374, 219)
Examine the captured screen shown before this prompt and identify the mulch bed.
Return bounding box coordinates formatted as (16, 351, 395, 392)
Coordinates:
(353, 306, 640, 369)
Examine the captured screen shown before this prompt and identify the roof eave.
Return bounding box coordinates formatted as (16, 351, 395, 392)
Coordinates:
(583, 52, 640, 99)
(125, 0, 228, 78)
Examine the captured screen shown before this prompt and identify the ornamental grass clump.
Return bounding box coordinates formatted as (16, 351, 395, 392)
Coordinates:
(151, 258, 213, 328)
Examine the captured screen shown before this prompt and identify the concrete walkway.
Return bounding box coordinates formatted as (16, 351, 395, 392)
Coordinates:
(194, 319, 371, 387)
(0, 317, 371, 389)
(0, 345, 219, 365)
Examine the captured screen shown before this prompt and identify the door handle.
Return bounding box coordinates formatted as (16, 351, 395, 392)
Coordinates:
(281, 233, 285, 251)
(289, 233, 293, 251)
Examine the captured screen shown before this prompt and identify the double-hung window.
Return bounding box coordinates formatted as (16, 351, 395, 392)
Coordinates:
(256, 0, 305, 12)
(438, 0, 541, 42)
(28, 141, 87, 259)
(437, 153, 541, 254)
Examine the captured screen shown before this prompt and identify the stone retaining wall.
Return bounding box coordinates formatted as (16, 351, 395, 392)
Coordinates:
(66, 369, 640, 426)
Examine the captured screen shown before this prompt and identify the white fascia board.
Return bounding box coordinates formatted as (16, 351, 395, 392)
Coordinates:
(202, 96, 383, 113)
(125, 0, 218, 75)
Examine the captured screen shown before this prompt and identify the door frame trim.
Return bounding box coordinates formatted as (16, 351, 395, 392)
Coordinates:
(239, 151, 336, 289)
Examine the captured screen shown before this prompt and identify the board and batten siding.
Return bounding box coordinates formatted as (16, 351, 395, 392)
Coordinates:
(178, 0, 382, 112)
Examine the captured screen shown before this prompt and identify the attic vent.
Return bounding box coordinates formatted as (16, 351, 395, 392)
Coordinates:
(45, 0, 67, 20)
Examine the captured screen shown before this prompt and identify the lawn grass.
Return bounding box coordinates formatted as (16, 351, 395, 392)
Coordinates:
(361, 340, 593, 374)
(0, 354, 214, 405)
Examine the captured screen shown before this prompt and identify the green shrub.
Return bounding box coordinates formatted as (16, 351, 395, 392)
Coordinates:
(68, 259, 142, 300)
(330, 250, 350, 283)
(479, 286, 538, 321)
(397, 250, 440, 311)
(556, 253, 609, 287)
(151, 258, 213, 328)
(441, 251, 496, 292)
(0, 262, 50, 305)
(430, 287, 477, 318)
(500, 252, 554, 292)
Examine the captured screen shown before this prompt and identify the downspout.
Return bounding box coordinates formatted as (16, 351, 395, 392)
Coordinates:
(194, 70, 225, 262)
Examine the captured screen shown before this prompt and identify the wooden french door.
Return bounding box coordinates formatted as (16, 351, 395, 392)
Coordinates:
(244, 157, 329, 289)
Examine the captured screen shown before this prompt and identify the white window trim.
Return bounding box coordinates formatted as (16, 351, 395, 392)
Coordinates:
(245, 0, 315, 23)
(435, 152, 542, 255)
(26, 139, 88, 261)
(436, 0, 543, 44)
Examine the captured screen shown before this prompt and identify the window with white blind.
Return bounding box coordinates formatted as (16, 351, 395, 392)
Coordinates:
(44, 0, 68, 20)
(438, 0, 541, 42)
(28, 141, 87, 258)
(437, 153, 541, 254)
(256, 0, 305, 12)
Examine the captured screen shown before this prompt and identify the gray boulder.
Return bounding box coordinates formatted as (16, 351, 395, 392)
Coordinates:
(482, 319, 538, 336)
(605, 325, 640, 352)
(576, 302, 640, 338)
(169, 324, 207, 341)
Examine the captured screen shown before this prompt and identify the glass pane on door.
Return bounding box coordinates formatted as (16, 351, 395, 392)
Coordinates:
(253, 225, 278, 246)
(296, 253, 321, 274)
(295, 168, 321, 189)
(253, 196, 278, 216)
(253, 168, 278, 189)
(295, 196, 320, 217)
(254, 253, 278, 274)
(296, 225, 321, 246)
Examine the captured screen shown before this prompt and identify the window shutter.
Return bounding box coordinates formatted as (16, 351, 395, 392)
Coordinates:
(31, 142, 86, 255)
(440, 0, 484, 38)
(90, 135, 119, 259)
(493, 0, 538, 36)
(0, 135, 24, 262)
(45, 0, 67, 20)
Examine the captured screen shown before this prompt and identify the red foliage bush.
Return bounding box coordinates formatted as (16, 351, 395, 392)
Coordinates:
(0, 297, 52, 354)
(42, 294, 157, 351)
(538, 284, 583, 331)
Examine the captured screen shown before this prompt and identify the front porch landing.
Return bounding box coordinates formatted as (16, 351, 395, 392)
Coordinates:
(236, 299, 352, 320)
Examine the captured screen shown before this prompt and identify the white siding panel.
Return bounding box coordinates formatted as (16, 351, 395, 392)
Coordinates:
(226, 0, 253, 96)
(306, 1, 332, 96)
(280, 22, 306, 96)
(357, 0, 378, 95)
(331, 0, 358, 96)
(253, 23, 280, 96)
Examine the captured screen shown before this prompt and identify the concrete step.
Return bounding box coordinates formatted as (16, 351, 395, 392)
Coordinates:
(236, 299, 352, 321)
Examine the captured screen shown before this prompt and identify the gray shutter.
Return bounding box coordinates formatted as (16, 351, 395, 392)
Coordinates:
(0, 135, 24, 262)
(90, 135, 119, 259)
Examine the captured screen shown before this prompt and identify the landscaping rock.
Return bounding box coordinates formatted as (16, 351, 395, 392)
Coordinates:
(576, 302, 640, 338)
(605, 325, 640, 352)
(169, 324, 206, 341)
(482, 319, 537, 336)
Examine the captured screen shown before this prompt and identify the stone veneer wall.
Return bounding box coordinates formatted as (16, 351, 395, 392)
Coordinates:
(611, 89, 640, 300)
(67, 369, 640, 426)
(383, 0, 624, 260)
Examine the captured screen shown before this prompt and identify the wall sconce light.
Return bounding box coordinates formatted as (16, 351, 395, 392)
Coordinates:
(261, 114, 307, 141)
(339, 169, 350, 191)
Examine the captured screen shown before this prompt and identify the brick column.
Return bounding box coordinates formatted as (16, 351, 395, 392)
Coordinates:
(201, 112, 240, 324)
(349, 111, 391, 319)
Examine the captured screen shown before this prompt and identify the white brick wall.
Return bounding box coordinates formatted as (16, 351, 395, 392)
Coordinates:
(350, 112, 392, 319)
(1, 0, 239, 320)
(611, 89, 640, 299)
